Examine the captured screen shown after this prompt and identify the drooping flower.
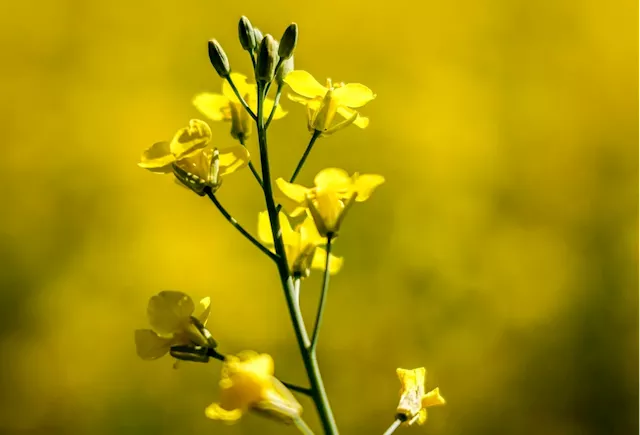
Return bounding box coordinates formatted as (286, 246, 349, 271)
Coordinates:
(257, 211, 343, 278)
(134, 291, 213, 361)
(274, 168, 384, 236)
(395, 368, 446, 426)
(284, 70, 375, 135)
(193, 73, 287, 140)
(138, 119, 250, 195)
(205, 351, 302, 424)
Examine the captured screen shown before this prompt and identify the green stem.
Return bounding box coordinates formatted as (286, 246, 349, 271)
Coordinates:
(265, 82, 283, 128)
(382, 419, 403, 435)
(206, 190, 277, 262)
(294, 417, 316, 435)
(309, 235, 333, 354)
(225, 75, 257, 121)
(256, 81, 339, 435)
(238, 135, 263, 187)
(290, 129, 322, 183)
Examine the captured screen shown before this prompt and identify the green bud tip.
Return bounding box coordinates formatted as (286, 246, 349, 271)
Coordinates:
(208, 39, 230, 77)
(238, 16, 256, 52)
(256, 34, 279, 83)
(253, 28, 264, 50)
(278, 23, 298, 60)
(276, 55, 294, 85)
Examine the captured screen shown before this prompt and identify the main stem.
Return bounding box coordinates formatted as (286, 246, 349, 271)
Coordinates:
(256, 82, 338, 435)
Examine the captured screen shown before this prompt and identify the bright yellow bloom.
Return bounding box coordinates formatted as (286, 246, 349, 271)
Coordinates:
(138, 119, 250, 195)
(205, 351, 302, 424)
(284, 70, 375, 135)
(193, 72, 287, 140)
(274, 168, 384, 236)
(258, 211, 343, 277)
(134, 291, 212, 360)
(395, 368, 445, 426)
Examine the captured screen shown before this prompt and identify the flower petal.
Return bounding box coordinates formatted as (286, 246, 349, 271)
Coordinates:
(254, 376, 303, 423)
(258, 211, 294, 245)
(195, 296, 211, 326)
(193, 93, 231, 121)
(218, 145, 250, 177)
(134, 329, 174, 360)
(138, 141, 175, 172)
(353, 173, 385, 201)
(222, 73, 251, 104)
(147, 291, 195, 335)
(337, 106, 369, 128)
(422, 388, 446, 408)
(299, 214, 324, 245)
(205, 402, 244, 423)
(274, 178, 310, 216)
(332, 83, 376, 108)
(284, 70, 327, 99)
(311, 248, 343, 275)
(314, 168, 352, 191)
(287, 93, 311, 105)
(262, 97, 288, 120)
(169, 119, 212, 158)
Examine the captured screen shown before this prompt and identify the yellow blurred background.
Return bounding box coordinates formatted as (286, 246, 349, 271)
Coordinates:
(0, 0, 637, 434)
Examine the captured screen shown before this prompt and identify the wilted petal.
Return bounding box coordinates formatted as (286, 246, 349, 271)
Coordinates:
(254, 377, 303, 423)
(193, 93, 231, 121)
(147, 291, 195, 335)
(134, 329, 173, 360)
(218, 145, 250, 177)
(285, 70, 327, 99)
(332, 83, 376, 108)
(353, 174, 385, 201)
(169, 119, 212, 158)
(274, 178, 310, 216)
(138, 141, 175, 172)
(205, 402, 244, 423)
(422, 388, 446, 408)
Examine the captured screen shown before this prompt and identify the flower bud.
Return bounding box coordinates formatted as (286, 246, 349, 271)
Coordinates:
(276, 55, 294, 85)
(253, 28, 264, 48)
(238, 16, 256, 52)
(278, 23, 298, 60)
(208, 39, 231, 77)
(256, 34, 279, 83)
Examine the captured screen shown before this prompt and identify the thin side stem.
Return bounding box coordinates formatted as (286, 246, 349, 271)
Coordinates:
(309, 235, 333, 354)
(265, 82, 283, 128)
(294, 417, 316, 435)
(206, 190, 277, 262)
(290, 129, 322, 183)
(250, 51, 257, 70)
(238, 135, 263, 187)
(256, 81, 339, 435)
(382, 419, 403, 435)
(225, 75, 257, 121)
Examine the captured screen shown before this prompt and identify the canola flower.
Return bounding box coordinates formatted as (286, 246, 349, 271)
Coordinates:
(205, 351, 303, 424)
(275, 168, 385, 236)
(138, 119, 250, 195)
(193, 73, 286, 140)
(134, 291, 213, 360)
(285, 70, 375, 135)
(258, 210, 343, 278)
(395, 368, 446, 426)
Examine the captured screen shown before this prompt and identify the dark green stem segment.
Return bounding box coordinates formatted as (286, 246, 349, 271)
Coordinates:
(238, 135, 263, 187)
(205, 190, 277, 262)
(290, 129, 322, 183)
(256, 81, 339, 435)
(309, 235, 333, 354)
(382, 418, 403, 435)
(204, 348, 312, 396)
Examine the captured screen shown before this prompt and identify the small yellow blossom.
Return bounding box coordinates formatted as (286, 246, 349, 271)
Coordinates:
(193, 72, 287, 140)
(284, 70, 375, 135)
(205, 351, 302, 424)
(274, 168, 384, 236)
(395, 368, 445, 426)
(258, 211, 343, 277)
(138, 119, 250, 195)
(134, 291, 212, 360)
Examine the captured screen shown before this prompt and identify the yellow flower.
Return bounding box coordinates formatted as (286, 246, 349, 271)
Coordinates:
(395, 368, 445, 426)
(284, 70, 375, 135)
(274, 168, 384, 236)
(193, 72, 287, 140)
(257, 211, 343, 278)
(134, 291, 212, 360)
(138, 119, 250, 195)
(205, 351, 302, 424)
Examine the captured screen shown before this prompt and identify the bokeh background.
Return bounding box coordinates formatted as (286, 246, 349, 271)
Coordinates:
(0, 0, 637, 434)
